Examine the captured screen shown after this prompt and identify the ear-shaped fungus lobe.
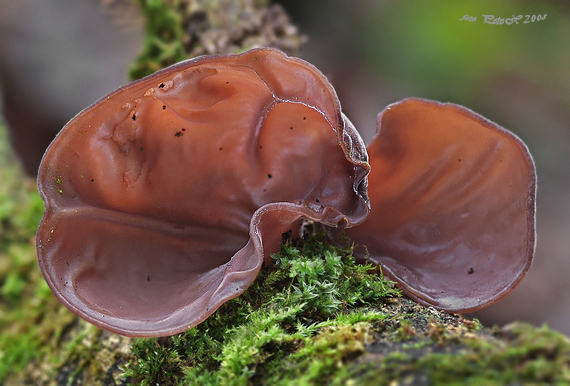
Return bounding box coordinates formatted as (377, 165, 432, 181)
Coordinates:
(36, 49, 369, 337)
(346, 98, 536, 312)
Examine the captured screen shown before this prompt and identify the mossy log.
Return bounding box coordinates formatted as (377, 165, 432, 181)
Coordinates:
(1, 1, 569, 385)
(2, 119, 570, 385)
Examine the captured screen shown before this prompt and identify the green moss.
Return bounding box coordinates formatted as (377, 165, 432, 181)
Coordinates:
(0, 121, 117, 385)
(127, 0, 305, 81)
(0, 121, 47, 381)
(394, 320, 416, 341)
(0, 131, 44, 250)
(129, 0, 188, 80)
(122, 232, 400, 385)
(354, 319, 570, 386)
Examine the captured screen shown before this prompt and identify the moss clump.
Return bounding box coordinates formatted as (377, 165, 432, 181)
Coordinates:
(0, 124, 44, 249)
(0, 120, 51, 382)
(426, 322, 570, 385)
(129, 0, 188, 80)
(122, 232, 400, 385)
(121, 244, 570, 386)
(353, 314, 570, 386)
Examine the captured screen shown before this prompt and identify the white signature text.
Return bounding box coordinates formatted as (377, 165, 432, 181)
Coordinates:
(459, 14, 547, 25)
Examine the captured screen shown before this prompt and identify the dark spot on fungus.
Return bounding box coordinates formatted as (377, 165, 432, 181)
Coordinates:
(468, 267, 474, 275)
(162, 105, 166, 110)
(132, 114, 136, 121)
(35, 49, 535, 338)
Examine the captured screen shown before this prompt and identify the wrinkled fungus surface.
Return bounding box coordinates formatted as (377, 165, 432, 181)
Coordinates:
(36, 48, 536, 337)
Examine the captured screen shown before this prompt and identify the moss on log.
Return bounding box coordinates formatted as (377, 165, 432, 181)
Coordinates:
(1, 2, 569, 385)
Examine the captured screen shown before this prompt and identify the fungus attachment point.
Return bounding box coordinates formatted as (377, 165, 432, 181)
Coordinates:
(345, 98, 536, 312)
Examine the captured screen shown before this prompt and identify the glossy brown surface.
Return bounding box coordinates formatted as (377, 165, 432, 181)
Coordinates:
(346, 98, 536, 312)
(36, 49, 536, 337)
(36, 49, 369, 337)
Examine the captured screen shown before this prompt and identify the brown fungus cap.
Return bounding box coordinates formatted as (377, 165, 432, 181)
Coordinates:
(345, 98, 536, 312)
(36, 48, 370, 337)
(36, 49, 536, 337)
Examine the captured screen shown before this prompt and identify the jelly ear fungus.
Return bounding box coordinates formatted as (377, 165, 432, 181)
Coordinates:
(35, 49, 369, 337)
(345, 98, 536, 312)
(36, 49, 536, 338)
